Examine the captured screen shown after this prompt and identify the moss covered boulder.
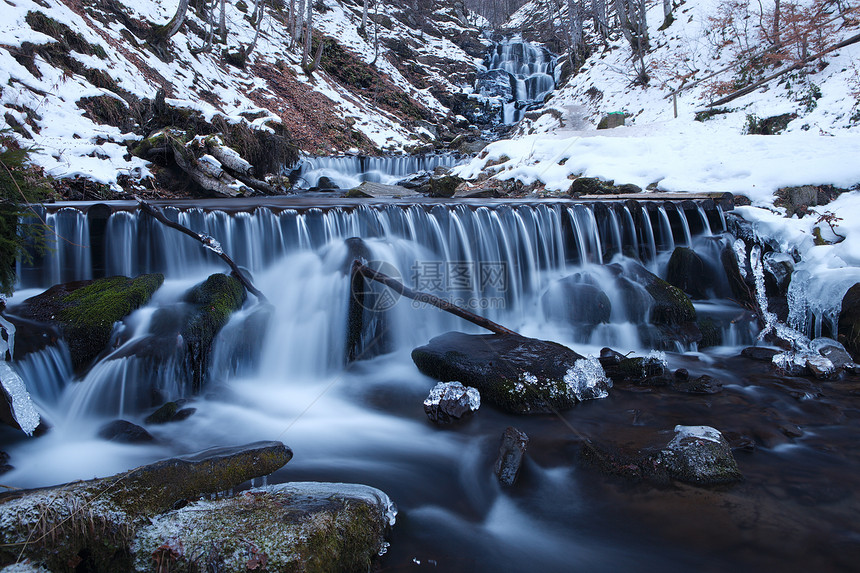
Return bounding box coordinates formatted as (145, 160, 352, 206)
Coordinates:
(182, 273, 246, 391)
(0, 441, 292, 571)
(133, 482, 395, 572)
(622, 262, 701, 347)
(412, 332, 611, 414)
(18, 274, 164, 371)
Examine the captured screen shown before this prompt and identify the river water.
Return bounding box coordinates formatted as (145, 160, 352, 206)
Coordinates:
(2, 197, 859, 572)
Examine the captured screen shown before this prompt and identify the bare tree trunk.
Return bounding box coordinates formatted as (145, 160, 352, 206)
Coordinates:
(370, 0, 380, 66)
(302, 0, 313, 70)
(567, 0, 584, 67)
(362, 0, 369, 30)
(772, 0, 782, 44)
(244, 0, 265, 58)
(293, 0, 305, 49)
(592, 0, 609, 43)
(158, 0, 191, 40)
(219, 0, 227, 42)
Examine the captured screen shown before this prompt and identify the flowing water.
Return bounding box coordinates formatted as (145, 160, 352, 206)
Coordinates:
(3, 199, 860, 572)
(289, 154, 464, 191)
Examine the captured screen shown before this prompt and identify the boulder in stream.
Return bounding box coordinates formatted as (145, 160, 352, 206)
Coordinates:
(666, 246, 711, 299)
(0, 441, 293, 571)
(16, 274, 165, 372)
(656, 425, 743, 486)
(494, 426, 529, 487)
(98, 419, 154, 443)
(412, 332, 611, 414)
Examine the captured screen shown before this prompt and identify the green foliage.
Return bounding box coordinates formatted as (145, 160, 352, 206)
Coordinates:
(0, 132, 52, 294)
(800, 83, 822, 113)
(744, 113, 796, 135)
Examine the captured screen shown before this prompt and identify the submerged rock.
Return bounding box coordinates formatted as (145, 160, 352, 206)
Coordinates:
(599, 347, 671, 386)
(494, 426, 529, 487)
(133, 482, 395, 573)
(666, 246, 711, 299)
(741, 346, 780, 361)
(423, 381, 480, 424)
(582, 425, 743, 487)
(17, 274, 164, 372)
(412, 332, 610, 414)
(657, 425, 743, 486)
(0, 441, 292, 571)
(98, 419, 154, 443)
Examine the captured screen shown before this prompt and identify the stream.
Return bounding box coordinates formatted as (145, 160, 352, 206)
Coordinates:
(2, 196, 859, 572)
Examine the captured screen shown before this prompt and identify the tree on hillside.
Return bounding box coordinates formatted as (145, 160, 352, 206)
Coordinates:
(302, 0, 313, 69)
(152, 0, 191, 44)
(615, 0, 650, 83)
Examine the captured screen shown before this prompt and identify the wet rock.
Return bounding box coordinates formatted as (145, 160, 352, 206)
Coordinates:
(666, 247, 711, 299)
(145, 401, 192, 425)
(494, 426, 529, 487)
(16, 274, 165, 372)
(183, 274, 246, 392)
(0, 441, 293, 571)
(412, 332, 610, 414)
(657, 425, 743, 485)
(811, 337, 859, 371)
(316, 175, 339, 190)
(776, 184, 817, 217)
(423, 381, 480, 424)
(617, 183, 642, 194)
(134, 482, 394, 573)
(622, 262, 701, 348)
(672, 374, 723, 394)
(720, 244, 755, 308)
(773, 351, 836, 379)
(97, 419, 154, 443)
(345, 181, 421, 199)
(599, 348, 671, 386)
(696, 317, 722, 349)
(0, 451, 12, 475)
(428, 174, 463, 198)
(762, 251, 794, 295)
(838, 283, 860, 362)
(541, 274, 611, 330)
(741, 346, 779, 361)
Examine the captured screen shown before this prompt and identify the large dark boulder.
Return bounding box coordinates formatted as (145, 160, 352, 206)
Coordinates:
(411, 332, 610, 414)
(16, 274, 164, 372)
(666, 246, 711, 299)
(838, 283, 860, 361)
(541, 274, 611, 331)
(428, 174, 463, 198)
(97, 419, 154, 443)
(0, 441, 293, 571)
(182, 273, 246, 391)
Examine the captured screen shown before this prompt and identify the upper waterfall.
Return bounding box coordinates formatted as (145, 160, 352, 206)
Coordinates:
(476, 35, 557, 124)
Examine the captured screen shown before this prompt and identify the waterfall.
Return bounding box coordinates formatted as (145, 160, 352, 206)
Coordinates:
(290, 154, 464, 190)
(476, 35, 557, 124)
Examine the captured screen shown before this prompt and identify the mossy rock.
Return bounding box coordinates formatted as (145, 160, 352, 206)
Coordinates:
(182, 273, 246, 391)
(19, 274, 164, 372)
(697, 317, 723, 349)
(625, 263, 695, 325)
(0, 441, 292, 572)
(133, 482, 393, 572)
(568, 177, 615, 196)
(428, 174, 462, 198)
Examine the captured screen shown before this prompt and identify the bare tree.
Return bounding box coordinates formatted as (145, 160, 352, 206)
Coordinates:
(567, 0, 585, 67)
(592, 0, 610, 43)
(292, 0, 305, 49)
(302, 0, 313, 70)
(153, 0, 191, 42)
(219, 0, 227, 43)
(615, 0, 650, 83)
(773, 0, 782, 44)
(362, 0, 369, 31)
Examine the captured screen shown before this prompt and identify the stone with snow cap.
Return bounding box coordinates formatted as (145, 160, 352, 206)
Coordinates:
(424, 381, 480, 424)
(657, 425, 742, 486)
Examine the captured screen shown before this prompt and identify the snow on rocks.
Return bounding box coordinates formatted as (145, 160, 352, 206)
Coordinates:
(423, 381, 480, 424)
(657, 425, 743, 486)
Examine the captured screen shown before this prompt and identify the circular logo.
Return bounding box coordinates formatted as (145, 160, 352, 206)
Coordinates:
(352, 260, 403, 312)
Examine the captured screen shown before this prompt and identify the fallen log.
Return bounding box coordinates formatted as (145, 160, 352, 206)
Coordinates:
(350, 260, 517, 336)
(138, 199, 268, 302)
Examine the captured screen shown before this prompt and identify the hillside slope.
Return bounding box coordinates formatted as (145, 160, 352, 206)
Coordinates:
(0, 0, 487, 197)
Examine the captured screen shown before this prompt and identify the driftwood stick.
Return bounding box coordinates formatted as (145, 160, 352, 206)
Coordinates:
(138, 199, 268, 302)
(351, 260, 518, 336)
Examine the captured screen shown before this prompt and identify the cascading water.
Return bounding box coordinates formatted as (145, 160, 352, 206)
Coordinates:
(289, 154, 464, 190)
(6, 198, 856, 573)
(476, 35, 557, 124)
